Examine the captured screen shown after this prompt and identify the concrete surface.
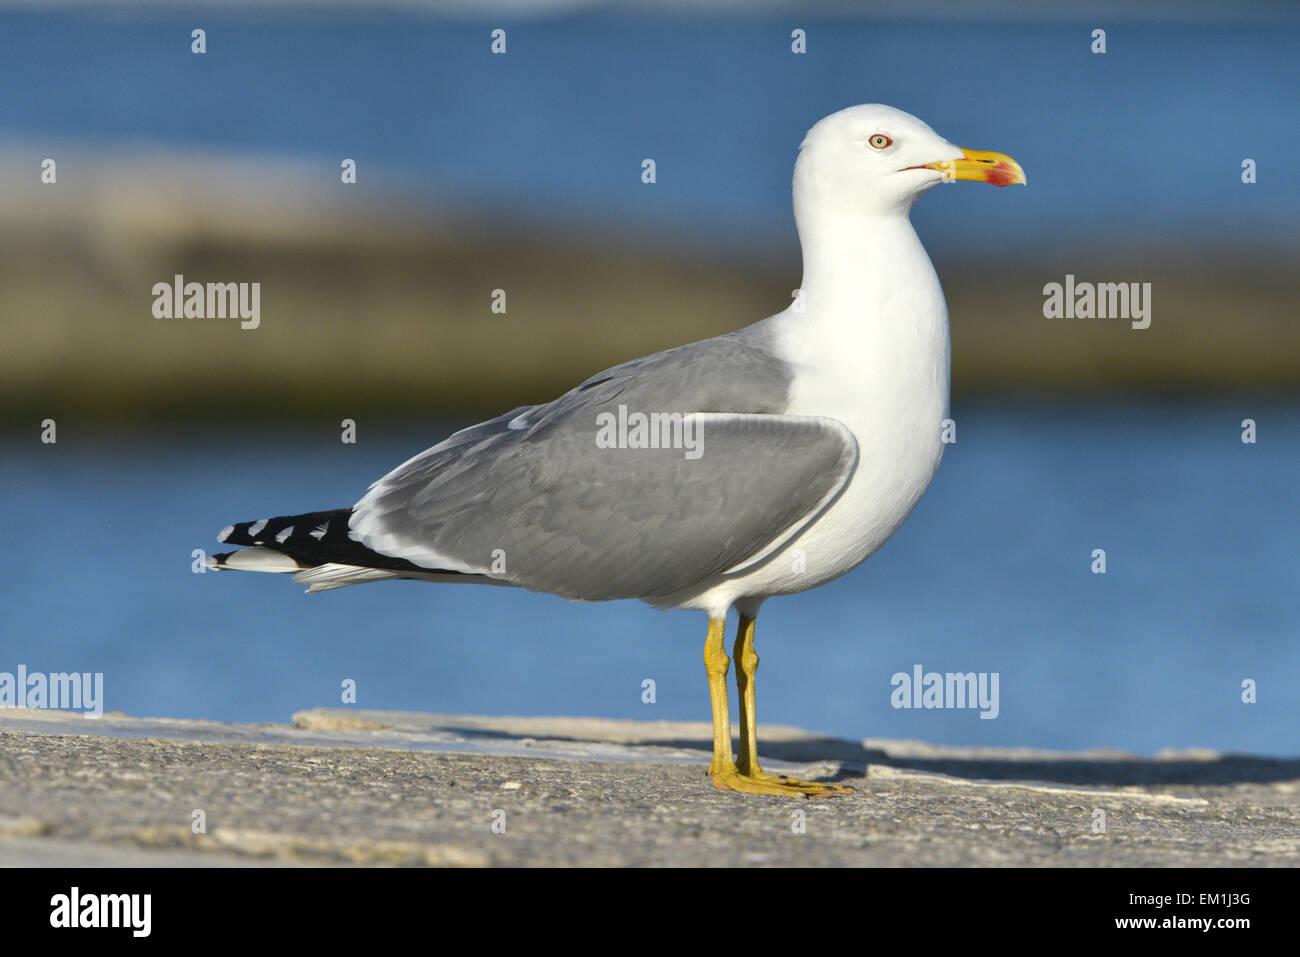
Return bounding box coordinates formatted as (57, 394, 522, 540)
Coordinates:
(1, 707, 1297, 866)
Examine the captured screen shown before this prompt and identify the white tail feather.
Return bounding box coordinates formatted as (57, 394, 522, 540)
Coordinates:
(210, 547, 302, 573)
(293, 563, 400, 593)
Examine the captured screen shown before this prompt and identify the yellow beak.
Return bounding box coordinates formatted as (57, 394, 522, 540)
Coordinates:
(924, 148, 1026, 187)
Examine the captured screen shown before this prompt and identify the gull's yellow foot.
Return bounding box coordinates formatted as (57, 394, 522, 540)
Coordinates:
(722, 614, 855, 797)
(743, 769, 855, 796)
(736, 756, 855, 795)
(703, 615, 855, 798)
(706, 758, 853, 795)
(712, 764, 852, 799)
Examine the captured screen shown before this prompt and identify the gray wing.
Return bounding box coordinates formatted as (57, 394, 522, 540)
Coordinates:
(349, 327, 858, 600)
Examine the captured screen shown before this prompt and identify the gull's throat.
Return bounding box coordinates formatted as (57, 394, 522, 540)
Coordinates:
(794, 207, 941, 325)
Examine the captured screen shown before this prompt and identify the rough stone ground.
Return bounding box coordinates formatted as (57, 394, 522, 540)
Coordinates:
(1, 708, 1297, 867)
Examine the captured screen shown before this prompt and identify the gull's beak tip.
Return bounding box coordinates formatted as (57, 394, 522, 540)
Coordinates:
(926, 148, 1027, 187)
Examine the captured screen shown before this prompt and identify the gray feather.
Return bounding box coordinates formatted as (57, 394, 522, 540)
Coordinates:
(351, 324, 858, 600)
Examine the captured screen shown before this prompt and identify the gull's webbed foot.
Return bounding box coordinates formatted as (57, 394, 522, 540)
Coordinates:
(711, 763, 854, 799)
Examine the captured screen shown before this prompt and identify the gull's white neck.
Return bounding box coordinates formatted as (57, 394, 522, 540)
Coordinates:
(775, 193, 951, 398)
(795, 204, 945, 326)
(753, 189, 952, 598)
(772, 188, 952, 502)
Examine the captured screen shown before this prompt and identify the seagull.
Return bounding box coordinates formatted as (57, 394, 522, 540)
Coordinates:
(210, 104, 1025, 798)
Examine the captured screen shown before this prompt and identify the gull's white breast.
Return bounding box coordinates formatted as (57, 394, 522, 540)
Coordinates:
(668, 253, 951, 616)
(768, 295, 950, 594)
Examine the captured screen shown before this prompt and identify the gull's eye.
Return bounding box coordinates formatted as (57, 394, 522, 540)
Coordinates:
(868, 134, 893, 150)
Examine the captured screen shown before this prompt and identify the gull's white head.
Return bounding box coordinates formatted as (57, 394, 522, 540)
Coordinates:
(794, 104, 1025, 218)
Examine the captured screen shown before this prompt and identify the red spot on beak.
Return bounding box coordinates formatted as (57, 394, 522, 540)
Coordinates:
(985, 166, 1019, 188)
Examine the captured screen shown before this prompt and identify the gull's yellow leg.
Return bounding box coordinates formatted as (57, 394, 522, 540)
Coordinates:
(733, 614, 763, 776)
(704, 615, 854, 798)
(703, 617, 734, 778)
(731, 614, 853, 797)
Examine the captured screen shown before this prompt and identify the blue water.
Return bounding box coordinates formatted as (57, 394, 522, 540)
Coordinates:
(0, 10, 1296, 257)
(3, 402, 1296, 756)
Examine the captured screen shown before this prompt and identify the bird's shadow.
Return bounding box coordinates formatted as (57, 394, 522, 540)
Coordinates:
(438, 725, 1299, 789)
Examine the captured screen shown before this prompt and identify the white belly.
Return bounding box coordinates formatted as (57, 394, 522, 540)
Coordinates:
(663, 293, 951, 617)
